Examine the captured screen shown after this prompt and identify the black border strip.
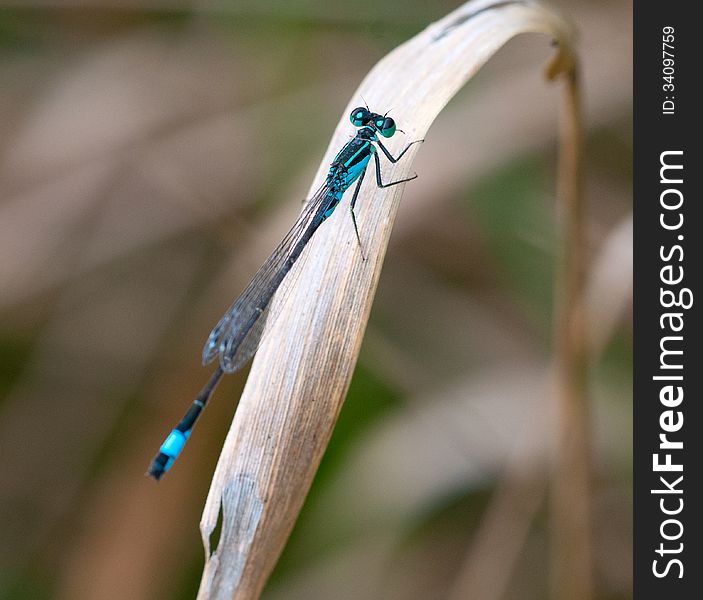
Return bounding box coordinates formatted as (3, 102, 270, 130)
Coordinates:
(634, 2, 701, 597)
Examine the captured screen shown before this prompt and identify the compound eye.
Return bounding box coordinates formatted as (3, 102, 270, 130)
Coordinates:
(380, 117, 396, 138)
(350, 107, 370, 127)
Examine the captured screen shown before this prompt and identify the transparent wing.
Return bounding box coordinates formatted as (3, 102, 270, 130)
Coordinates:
(202, 182, 338, 373)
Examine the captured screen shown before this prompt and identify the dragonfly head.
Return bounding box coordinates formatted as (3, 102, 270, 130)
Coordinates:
(349, 106, 397, 138)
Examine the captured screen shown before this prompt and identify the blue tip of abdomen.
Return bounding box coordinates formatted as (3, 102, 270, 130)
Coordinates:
(147, 429, 191, 480)
(160, 429, 190, 459)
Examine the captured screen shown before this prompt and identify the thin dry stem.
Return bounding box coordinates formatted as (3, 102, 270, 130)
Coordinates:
(550, 68, 593, 600)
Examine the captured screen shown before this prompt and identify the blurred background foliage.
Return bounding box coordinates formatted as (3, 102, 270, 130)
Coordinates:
(0, 1, 631, 599)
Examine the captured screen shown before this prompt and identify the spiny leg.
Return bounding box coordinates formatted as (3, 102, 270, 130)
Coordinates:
(373, 152, 418, 188)
(349, 139, 423, 262)
(376, 138, 424, 163)
(349, 166, 367, 261)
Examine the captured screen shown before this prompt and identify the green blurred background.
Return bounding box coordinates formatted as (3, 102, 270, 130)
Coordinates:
(0, 1, 631, 599)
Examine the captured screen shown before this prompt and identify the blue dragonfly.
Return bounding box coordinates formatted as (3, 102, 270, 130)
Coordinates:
(148, 106, 421, 479)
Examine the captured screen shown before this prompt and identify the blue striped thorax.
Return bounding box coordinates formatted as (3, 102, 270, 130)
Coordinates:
(320, 106, 399, 221)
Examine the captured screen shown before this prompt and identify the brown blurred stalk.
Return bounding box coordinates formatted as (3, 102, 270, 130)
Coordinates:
(550, 66, 593, 600)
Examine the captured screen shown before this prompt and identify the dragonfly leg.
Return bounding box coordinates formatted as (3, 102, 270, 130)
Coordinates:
(376, 138, 424, 163)
(349, 167, 367, 261)
(374, 152, 418, 188)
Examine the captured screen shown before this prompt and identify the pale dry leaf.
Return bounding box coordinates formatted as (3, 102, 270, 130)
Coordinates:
(196, 2, 577, 599)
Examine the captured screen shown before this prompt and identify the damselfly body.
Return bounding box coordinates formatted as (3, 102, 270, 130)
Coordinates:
(148, 106, 421, 479)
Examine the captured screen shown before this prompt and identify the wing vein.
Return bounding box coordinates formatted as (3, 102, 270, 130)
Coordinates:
(202, 183, 338, 373)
